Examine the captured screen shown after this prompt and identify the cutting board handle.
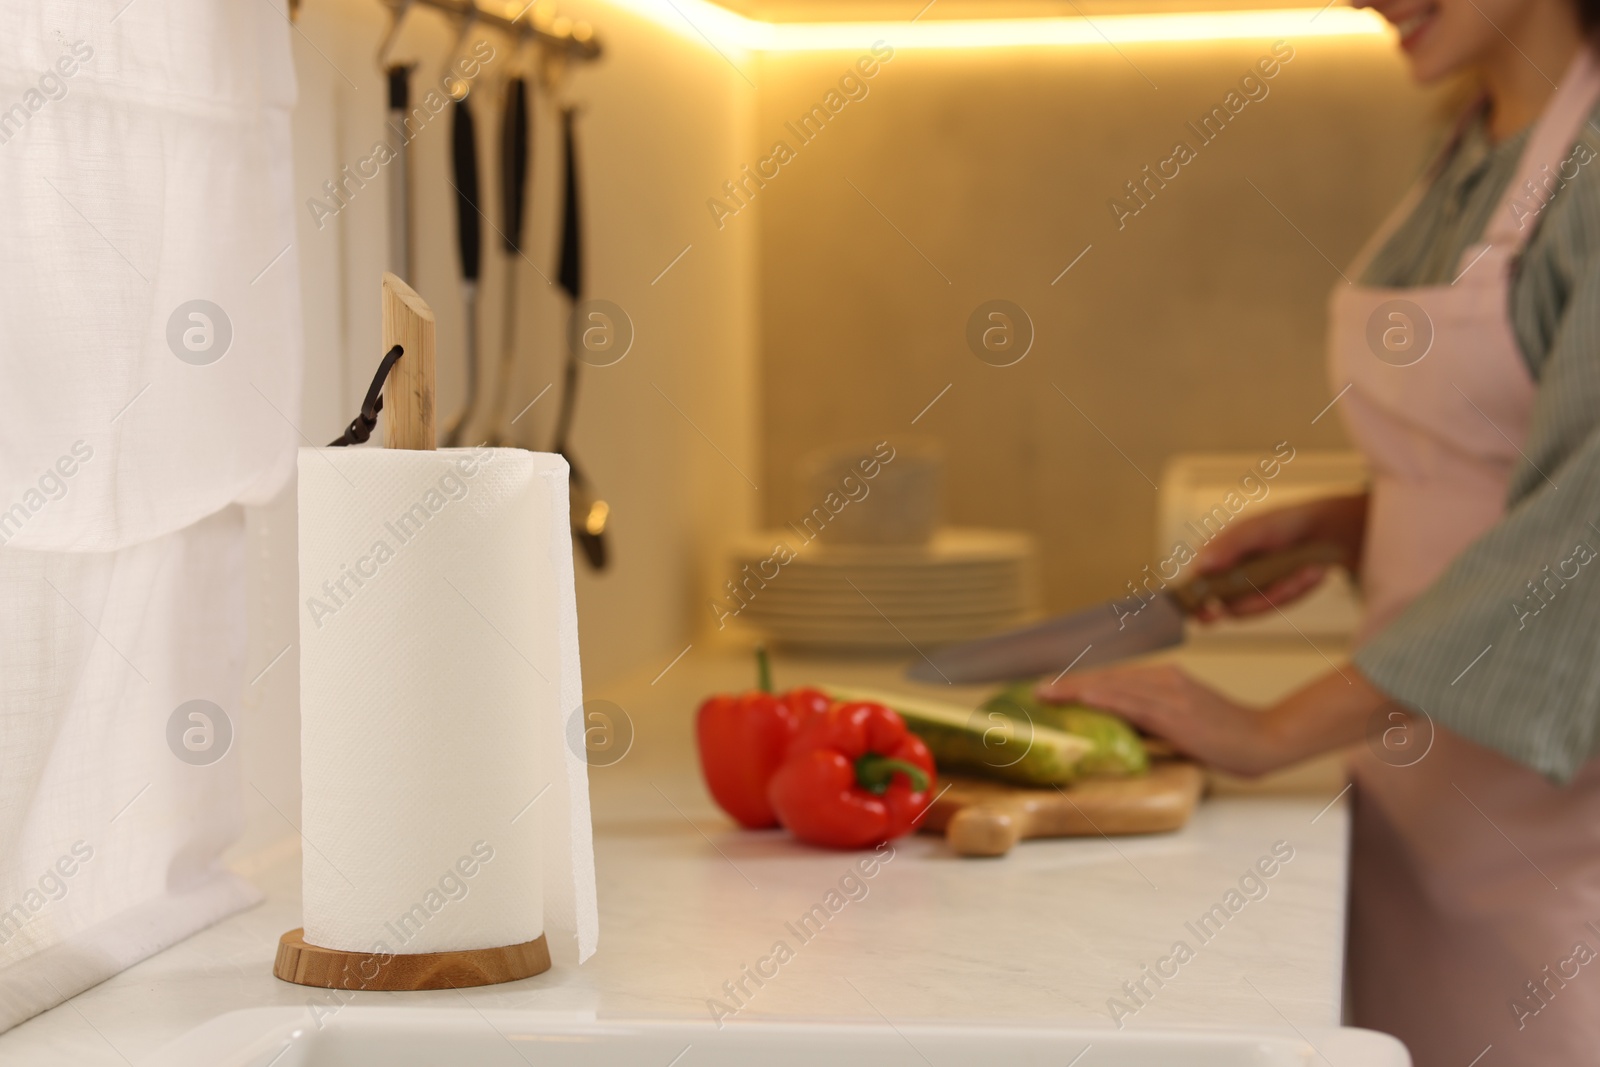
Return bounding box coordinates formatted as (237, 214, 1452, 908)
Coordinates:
(1169, 542, 1343, 613)
(947, 805, 1023, 858)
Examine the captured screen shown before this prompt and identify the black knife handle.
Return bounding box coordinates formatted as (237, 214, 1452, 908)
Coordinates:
(452, 97, 482, 283)
(556, 106, 582, 301)
(386, 64, 410, 111)
(500, 77, 529, 255)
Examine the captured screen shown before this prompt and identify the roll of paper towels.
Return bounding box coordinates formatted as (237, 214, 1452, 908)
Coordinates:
(297, 446, 596, 964)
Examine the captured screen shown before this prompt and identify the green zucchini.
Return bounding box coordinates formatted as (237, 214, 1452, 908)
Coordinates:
(983, 682, 1149, 778)
(825, 685, 1093, 787)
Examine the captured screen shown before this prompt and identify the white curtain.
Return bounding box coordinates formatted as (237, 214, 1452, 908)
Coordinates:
(0, 0, 300, 1031)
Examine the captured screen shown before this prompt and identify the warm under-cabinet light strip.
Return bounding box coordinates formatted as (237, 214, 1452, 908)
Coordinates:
(747, 8, 1387, 50)
(590, 0, 1389, 52)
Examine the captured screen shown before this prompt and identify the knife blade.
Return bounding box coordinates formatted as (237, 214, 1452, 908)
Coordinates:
(906, 542, 1343, 684)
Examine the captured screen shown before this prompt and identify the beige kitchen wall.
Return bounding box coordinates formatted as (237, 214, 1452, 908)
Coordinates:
(751, 35, 1448, 611)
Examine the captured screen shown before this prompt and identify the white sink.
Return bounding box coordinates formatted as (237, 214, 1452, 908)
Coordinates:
(147, 1007, 1409, 1066)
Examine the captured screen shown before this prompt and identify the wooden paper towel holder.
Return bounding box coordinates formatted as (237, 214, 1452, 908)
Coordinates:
(273, 273, 552, 990)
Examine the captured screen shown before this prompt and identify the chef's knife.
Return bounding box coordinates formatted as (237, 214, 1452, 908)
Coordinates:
(906, 542, 1344, 684)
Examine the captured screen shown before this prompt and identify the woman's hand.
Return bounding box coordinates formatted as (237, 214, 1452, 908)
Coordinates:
(1191, 493, 1369, 622)
(1036, 664, 1289, 776)
(1036, 662, 1391, 778)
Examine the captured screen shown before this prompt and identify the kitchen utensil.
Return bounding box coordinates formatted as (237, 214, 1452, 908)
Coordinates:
(564, 455, 608, 570)
(922, 761, 1205, 857)
(376, 4, 415, 281)
(905, 542, 1344, 683)
(556, 106, 581, 301)
(1160, 452, 1368, 642)
(441, 92, 482, 447)
(485, 69, 531, 447)
(551, 104, 608, 569)
(277, 273, 581, 989)
(384, 65, 414, 279)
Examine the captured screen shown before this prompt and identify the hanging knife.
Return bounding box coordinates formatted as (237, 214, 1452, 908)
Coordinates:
(486, 73, 530, 447)
(442, 94, 482, 447)
(905, 542, 1345, 684)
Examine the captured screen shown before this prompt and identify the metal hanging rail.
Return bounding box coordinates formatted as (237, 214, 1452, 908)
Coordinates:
(373, 0, 603, 62)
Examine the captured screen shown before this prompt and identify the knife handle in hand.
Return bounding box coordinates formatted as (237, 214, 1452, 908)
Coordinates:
(1169, 542, 1345, 614)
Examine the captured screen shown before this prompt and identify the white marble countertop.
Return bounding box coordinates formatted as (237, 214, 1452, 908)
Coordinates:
(0, 644, 1353, 1065)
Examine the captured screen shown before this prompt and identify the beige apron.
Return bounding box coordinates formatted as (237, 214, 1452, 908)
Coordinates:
(1328, 49, 1600, 1066)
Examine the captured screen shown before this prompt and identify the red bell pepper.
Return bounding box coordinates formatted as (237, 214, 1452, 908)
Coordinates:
(695, 648, 830, 829)
(767, 700, 936, 850)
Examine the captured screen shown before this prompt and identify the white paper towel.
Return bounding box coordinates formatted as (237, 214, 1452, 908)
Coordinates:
(296, 446, 596, 964)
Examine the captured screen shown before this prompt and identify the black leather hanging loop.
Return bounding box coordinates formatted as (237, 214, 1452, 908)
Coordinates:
(327, 344, 405, 447)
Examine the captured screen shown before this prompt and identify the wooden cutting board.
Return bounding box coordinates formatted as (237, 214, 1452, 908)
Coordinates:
(920, 760, 1205, 857)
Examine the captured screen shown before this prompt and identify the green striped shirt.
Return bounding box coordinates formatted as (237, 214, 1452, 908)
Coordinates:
(1353, 101, 1600, 782)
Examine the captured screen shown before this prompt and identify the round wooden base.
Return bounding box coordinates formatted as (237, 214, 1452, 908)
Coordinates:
(272, 928, 551, 990)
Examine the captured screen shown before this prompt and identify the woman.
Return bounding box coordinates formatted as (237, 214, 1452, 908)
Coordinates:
(1038, 0, 1600, 1062)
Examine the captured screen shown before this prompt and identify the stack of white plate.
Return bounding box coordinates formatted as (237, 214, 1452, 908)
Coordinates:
(723, 528, 1038, 652)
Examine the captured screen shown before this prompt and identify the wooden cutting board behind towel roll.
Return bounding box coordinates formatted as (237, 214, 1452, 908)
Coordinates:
(921, 760, 1205, 857)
